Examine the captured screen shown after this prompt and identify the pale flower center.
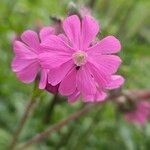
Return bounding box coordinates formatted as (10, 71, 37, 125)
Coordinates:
(72, 51, 87, 66)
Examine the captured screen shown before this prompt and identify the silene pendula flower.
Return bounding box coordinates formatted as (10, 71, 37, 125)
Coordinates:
(125, 101, 150, 125)
(40, 15, 124, 103)
(11, 27, 55, 89)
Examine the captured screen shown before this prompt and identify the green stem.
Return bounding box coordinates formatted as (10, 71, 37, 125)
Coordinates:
(43, 94, 59, 124)
(9, 80, 40, 150)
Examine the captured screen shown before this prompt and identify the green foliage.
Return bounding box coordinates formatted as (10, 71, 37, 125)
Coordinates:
(0, 0, 150, 149)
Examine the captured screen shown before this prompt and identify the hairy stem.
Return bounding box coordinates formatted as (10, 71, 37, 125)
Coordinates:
(9, 81, 40, 150)
(9, 99, 35, 150)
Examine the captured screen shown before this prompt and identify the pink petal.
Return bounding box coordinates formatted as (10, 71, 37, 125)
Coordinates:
(12, 57, 36, 72)
(39, 52, 72, 69)
(83, 94, 94, 102)
(68, 89, 80, 104)
(87, 62, 110, 89)
(39, 69, 48, 89)
(83, 90, 107, 102)
(63, 15, 81, 49)
(95, 91, 107, 102)
(89, 55, 122, 74)
(81, 16, 99, 50)
(59, 68, 77, 95)
(106, 75, 125, 89)
(39, 27, 55, 42)
(13, 41, 37, 59)
(48, 60, 74, 86)
(87, 36, 121, 54)
(58, 34, 69, 44)
(76, 65, 96, 95)
(16, 63, 39, 83)
(21, 30, 40, 52)
(41, 35, 75, 53)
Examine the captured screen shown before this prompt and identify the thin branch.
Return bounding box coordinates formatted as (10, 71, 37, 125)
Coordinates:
(123, 90, 150, 101)
(17, 104, 95, 150)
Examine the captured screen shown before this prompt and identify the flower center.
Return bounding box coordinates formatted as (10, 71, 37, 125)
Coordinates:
(72, 51, 87, 66)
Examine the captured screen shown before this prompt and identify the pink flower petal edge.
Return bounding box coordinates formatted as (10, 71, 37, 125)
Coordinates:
(12, 27, 55, 89)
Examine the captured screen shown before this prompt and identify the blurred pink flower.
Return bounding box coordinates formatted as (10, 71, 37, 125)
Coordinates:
(11, 27, 54, 89)
(125, 101, 150, 125)
(40, 15, 124, 102)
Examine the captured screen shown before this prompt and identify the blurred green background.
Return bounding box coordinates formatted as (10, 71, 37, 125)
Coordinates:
(0, 0, 150, 149)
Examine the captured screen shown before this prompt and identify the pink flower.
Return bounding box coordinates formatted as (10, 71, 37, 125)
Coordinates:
(11, 27, 55, 89)
(40, 15, 124, 102)
(125, 101, 150, 125)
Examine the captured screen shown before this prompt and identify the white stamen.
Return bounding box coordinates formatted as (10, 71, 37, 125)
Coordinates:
(72, 51, 87, 66)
